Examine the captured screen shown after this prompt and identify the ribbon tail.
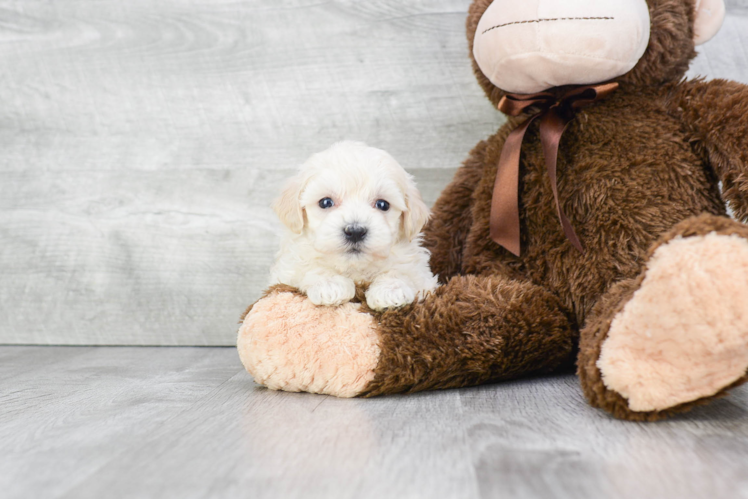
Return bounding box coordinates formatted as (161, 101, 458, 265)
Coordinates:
(539, 107, 585, 254)
(490, 116, 538, 257)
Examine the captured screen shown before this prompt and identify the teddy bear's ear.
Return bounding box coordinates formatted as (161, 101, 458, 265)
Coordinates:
(272, 174, 306, 234)
(693, 0, 725, 45)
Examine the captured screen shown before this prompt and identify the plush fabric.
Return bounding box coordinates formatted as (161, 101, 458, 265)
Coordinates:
(693, 0, 726, 44)
(473, 0, 651, 93)
(239, 0, 748, 421)
(238, 286, 380, 397)
(598, 232, 748, 412)
(578, 215, 748, 420)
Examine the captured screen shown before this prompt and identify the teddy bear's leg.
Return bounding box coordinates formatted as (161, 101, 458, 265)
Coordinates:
(578, 214, 748, 421)
(361, 274, 577, 396)
(239, 276, 578, 398)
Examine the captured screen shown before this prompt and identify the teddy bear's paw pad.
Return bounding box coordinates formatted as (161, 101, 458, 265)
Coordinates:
(598, 233, 748, 412)
(237, 292, 381, 398)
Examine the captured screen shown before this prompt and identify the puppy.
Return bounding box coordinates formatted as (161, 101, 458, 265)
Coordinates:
(269, 141, 438, 310)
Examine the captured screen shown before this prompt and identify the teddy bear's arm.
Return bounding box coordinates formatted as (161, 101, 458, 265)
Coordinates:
(670, 79, 748, 221)
(422, 140, 488, 283)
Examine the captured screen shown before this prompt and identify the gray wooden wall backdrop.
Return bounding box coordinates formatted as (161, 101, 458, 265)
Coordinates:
(2, 0, 748, 346)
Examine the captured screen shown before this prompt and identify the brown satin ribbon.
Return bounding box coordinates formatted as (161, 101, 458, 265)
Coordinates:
(490, 82, 619, 257)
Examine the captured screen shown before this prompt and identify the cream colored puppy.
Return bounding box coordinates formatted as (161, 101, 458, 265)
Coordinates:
(269, 141, 438, 310)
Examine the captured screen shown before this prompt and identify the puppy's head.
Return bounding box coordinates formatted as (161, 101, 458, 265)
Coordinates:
(273, 141, 429, 261)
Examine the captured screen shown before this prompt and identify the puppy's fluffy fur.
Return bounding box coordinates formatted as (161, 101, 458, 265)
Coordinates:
(269, 141, 438, 310)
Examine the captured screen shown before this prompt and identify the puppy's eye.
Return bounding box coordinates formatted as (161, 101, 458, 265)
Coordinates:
(375, 199, 390, 211)
(318, 198, 335, 209)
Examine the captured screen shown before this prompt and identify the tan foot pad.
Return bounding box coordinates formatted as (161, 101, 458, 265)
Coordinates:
(238, 292, 380, 398)
(598, 233, 748, 412)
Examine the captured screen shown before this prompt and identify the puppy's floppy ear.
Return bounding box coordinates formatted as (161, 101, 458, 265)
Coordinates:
(402, 175, 430, 241)
(272, 174, 306, 234)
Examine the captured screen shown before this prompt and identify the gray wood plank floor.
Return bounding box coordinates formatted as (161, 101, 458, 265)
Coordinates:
(2, 346, 748, 498)
(3, 0, 748, 346)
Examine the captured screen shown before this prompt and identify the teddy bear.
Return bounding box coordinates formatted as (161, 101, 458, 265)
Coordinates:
(238, 0, 748, 421)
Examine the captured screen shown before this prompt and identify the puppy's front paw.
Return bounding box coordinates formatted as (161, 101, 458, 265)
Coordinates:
(366, 279, 415, 311)
(306, 276, 356, 306)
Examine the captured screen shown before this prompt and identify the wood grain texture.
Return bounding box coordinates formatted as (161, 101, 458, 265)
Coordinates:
(1, 0, 747, 345)
(0, 0, 501, 345)
(1, 346, 747, 498)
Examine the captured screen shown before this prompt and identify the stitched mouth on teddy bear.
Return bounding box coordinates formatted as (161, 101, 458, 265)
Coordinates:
(482, 16, 615, 35)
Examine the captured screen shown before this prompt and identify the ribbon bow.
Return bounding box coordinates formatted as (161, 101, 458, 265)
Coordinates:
(490, 82, 619, 257)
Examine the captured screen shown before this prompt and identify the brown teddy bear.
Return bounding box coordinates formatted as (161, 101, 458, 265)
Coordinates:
(238, 0, 748, 421)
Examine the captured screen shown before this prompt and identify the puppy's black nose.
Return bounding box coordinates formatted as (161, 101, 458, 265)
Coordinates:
(344, 224, 367, 243)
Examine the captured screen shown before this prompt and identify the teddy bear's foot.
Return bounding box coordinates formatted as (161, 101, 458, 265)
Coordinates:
(237, 286, 381, 397)
(581, 216, 748, 419)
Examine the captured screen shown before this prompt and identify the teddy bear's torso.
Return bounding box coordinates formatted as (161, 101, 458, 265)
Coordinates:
(457, 88, 727, 326)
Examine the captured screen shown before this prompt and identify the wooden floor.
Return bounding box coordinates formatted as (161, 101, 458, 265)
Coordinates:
(3, 346, 748, 498)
